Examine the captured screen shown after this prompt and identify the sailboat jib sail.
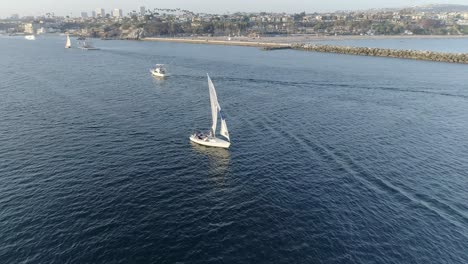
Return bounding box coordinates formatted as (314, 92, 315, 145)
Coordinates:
(219, 110, 230, 141)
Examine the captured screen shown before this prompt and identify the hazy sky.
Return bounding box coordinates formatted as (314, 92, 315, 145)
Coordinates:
(2, 0, 467, 17)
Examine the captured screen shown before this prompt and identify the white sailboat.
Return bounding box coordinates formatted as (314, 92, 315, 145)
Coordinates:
(65, 34, 71, 48)
(190, 74, 231, 149)
(24, 35, 35, 40)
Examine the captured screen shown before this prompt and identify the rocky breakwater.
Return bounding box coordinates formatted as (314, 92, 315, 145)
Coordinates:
(291, 43, 468, 64)
(120, 28, 145, 40)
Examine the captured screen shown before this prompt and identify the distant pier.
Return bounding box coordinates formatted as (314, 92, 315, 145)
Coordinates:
(143, 37, 290, 48)
(262, 46, 292, 51)
(142, 37, 468, 64)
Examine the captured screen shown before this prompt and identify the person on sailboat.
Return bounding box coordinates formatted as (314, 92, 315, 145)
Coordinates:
(197, 132, 204, 139)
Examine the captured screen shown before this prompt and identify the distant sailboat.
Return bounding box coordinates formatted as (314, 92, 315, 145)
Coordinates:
(24, 35, 35, 40)
(190, 74, 231, 149)
(65, 34, 71, 48)
(78, 38, 100, 50)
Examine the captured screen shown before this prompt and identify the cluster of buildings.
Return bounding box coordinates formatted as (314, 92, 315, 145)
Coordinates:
(79, 7, 146, 19)
(0, 6, 145, 35)
(1, 6, 468, 36)
(246, 10, 468, 34)
(11, 21, 61, 35)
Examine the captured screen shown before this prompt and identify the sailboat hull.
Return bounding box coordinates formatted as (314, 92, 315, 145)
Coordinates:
(190, 135, 230, 149)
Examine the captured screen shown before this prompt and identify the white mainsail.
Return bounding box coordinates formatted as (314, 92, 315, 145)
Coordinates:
(65, 34, 71, 48)
(207, 74, 219, 135)
(207, 74, 230, 141)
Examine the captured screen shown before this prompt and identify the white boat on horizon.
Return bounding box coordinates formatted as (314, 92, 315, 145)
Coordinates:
(78, 38, 100, 50)
(190, 74, 231, 149)
(24, 35, 35, 40)
(65, 34, 71, 48)
(150, 64, 168, 78)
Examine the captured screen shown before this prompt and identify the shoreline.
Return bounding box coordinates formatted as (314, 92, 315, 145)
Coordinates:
(142, 35, 468, 64)
(142, 37, 290, 48)
(142, 34, 468, 46)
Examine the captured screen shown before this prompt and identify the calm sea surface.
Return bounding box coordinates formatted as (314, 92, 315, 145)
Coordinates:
(1, 36, 468, 263)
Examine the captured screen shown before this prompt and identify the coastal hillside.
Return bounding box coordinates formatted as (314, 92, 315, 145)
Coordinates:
(414, 4, 468, 13)
(4, 4, 468, 38)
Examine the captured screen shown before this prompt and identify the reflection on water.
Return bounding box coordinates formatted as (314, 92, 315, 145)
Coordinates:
(191, 142, 231, 187)
(151, 75, 168, 87)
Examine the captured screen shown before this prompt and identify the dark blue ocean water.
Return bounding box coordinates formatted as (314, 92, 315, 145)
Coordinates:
(1, 36, 468, 263)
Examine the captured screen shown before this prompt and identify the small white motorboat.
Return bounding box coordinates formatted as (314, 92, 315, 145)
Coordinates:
(78, 38, 100, 50)
(190, 74, 231, 149)
(24, 35, 36, 40)
(150, 64, 168, 78)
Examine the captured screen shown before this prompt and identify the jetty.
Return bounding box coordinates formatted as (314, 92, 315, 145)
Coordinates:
(291, 44, 468, 64)
(142, 37, 468, 64)
(143, 37, 290, 48)
(262, 46, 292, 51)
